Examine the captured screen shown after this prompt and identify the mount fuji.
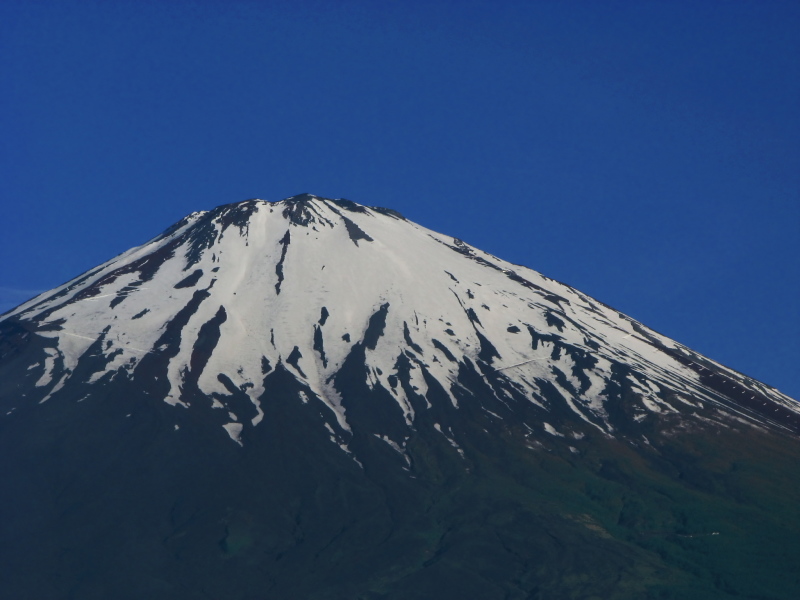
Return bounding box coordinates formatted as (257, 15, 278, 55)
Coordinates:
(1, 195, 798, 599)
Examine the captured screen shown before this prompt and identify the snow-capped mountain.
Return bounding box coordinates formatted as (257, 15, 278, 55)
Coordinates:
(3, 194, 797, 453)
(1, 195, 798, 599)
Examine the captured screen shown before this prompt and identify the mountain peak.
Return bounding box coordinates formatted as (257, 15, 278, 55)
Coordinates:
(2, 194, 800, 598)
(3, 196, 797, 452)
(283, 192, 323, 203)
(277, 194, 405, 220)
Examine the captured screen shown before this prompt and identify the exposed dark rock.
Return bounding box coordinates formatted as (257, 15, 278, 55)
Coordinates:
(187, 306, 227, 382)
(476, 330, 501, 363)
(432, 339, 457, 362)
(330, 198, 368, 213)
(370, 206, 405, 220)
(174, 269, 203, 289)
(362, 303, 390, 350)
(403, 322, 424, 355)
(545, 311, 565, 332)
(313, 325, 327, 368)
(275, 229, 291, 294)
(286, 345, 306, 377)
(341, 215, 373, 246)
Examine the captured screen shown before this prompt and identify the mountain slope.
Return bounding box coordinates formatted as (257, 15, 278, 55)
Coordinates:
(1, 195, 798, 599)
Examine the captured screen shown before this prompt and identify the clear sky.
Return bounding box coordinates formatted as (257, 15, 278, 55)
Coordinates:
(1, 1, 798, 399)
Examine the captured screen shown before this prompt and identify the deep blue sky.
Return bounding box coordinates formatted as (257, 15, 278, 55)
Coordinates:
(2, 1, 798, 399)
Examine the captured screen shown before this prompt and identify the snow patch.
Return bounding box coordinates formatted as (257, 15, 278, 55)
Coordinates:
(223, 422, 243, 445)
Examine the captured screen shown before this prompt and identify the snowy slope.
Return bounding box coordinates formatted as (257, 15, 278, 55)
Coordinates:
(3, 194, 798, 451)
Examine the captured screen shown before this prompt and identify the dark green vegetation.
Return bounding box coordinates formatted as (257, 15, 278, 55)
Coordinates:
(1, 337, 799, 600)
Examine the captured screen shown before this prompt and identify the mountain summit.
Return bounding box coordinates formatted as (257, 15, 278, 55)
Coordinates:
(1, 195, 799, 599)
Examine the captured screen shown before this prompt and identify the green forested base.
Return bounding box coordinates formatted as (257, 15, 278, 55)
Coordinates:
(1, 347, 798, 600)
(1, 374, 798, 600)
